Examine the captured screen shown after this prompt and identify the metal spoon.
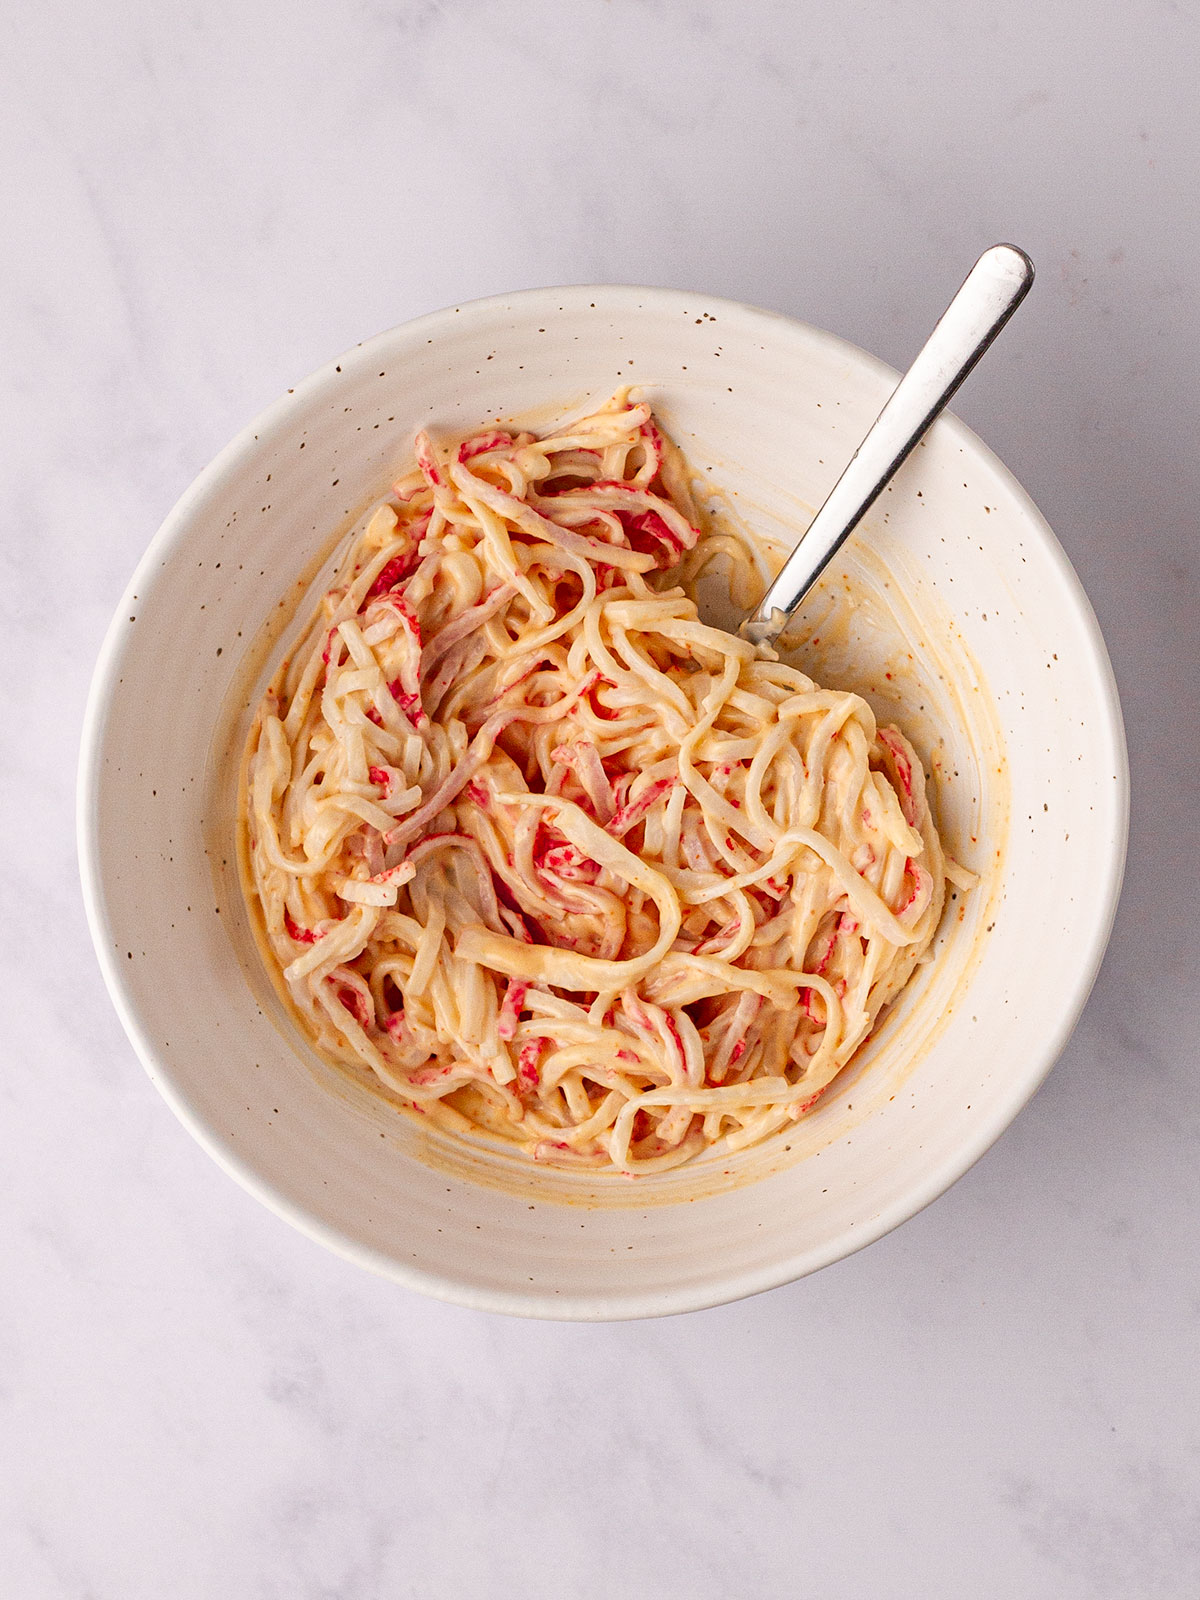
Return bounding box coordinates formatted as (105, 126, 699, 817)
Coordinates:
(739, 243, 1034, 647)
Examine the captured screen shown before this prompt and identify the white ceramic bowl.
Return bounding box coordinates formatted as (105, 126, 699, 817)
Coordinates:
(78, 286, 1127, 1319)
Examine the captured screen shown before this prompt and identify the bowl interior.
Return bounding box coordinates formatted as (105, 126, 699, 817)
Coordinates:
(79, 287, 1126, 1318)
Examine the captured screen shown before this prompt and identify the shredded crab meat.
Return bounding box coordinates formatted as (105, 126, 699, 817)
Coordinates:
(241, 392, 959, 1174)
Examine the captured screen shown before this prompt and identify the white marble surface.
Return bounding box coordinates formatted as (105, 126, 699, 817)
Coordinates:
(4, 0, 1198, 1593)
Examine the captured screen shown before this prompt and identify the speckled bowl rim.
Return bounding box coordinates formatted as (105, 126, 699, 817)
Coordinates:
(78, 285, 1129, 1318)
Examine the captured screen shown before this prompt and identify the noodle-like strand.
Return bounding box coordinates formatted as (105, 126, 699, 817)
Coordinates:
(241, 393, 957, 1173)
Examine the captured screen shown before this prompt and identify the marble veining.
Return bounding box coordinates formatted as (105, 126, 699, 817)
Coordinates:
(3, 0, 1198, 1594)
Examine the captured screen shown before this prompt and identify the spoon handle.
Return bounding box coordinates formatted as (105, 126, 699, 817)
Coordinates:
(740, 243, 1035, 646)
